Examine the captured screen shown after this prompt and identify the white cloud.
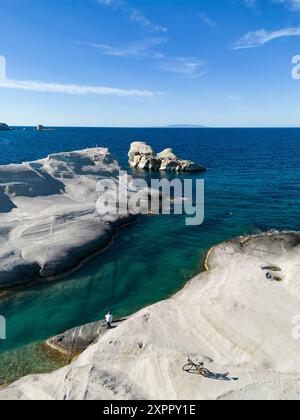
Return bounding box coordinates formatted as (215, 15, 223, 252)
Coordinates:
(76, 37, 167, 58)
(232, 27, 300, 49)
(227, 94, 241, 100)
(245, 0, 300, 11)
(199, 12, 217, 28)
(0, 55, 155, 97)
(158, 56, 207, 78)
(0, 78, 155, 96)
(76, 39, 207, 78)
(97, 0, 167, 32)
(272, 0, 300, 11)
(244, 0, 259, 8)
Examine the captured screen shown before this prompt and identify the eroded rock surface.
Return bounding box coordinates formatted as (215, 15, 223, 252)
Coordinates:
(0, 148, 137, 289)
(128, 142, 206, 172)
(46, 318, 127, 358)
(2, 231, 300, 400)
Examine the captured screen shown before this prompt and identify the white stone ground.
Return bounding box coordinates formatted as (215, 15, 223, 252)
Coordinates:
(1, 232, 300, 400)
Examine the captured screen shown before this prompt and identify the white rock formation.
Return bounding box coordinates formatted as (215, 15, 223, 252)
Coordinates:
(128, 142, 206, 172)
(0, 148, 138, 289)
(2, 231, 300, 400)
(0, 123, 10, 131)
(157, 148, 177, 160)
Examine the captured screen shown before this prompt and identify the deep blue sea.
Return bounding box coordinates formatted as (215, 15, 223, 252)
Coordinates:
(0, 127, 300, 381)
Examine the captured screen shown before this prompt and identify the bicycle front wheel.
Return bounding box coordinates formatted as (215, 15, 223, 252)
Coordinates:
(182, 363, 194, 372)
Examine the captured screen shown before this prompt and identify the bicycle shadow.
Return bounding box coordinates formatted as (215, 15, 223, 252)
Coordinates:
(185, 368, 239, 382)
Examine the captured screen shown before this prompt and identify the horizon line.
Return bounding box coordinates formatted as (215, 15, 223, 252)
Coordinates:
(5, 125, 300, 129)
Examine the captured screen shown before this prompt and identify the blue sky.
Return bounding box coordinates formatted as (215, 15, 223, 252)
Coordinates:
(0, 0, 300, 127)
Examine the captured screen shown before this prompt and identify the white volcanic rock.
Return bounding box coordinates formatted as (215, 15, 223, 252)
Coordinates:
(2, 231, 300, 400)
(128, 142, 206, 172)
(129, 141, 154, 159)
(128, 142, 161, 171)
(0, 148, 137, 289)
(157, 148, 177, 160)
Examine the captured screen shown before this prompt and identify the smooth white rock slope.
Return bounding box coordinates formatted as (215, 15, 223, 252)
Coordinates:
(0, 148, 135, 289)
(1, 232, 300, 400)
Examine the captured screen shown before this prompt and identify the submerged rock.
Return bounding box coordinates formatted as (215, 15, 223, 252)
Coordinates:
(46, 318, 126, 358)
(0, 123, 11, 131)
(46, 322, 111, 357)
(128, 141, 206, 172)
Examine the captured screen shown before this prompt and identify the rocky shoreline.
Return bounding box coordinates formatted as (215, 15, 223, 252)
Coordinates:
(0, 143, 205, 293)
(2, 231, 300, 400)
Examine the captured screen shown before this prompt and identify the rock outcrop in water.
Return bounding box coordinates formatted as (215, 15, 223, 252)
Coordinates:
(46, 321, 113, 358)
(128, 141, 206, 172)
(2, 231, 300, 400)
(0, 148, 142, 290)
(0, 123, 11, 131)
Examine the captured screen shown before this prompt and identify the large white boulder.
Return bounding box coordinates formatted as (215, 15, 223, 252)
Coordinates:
(128, 142, 206, 172)
(157, 148, 177, 160)
(0, 148, 136, 289)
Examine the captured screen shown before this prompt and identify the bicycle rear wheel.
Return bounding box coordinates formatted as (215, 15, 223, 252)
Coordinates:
(197, 368, 211, 377)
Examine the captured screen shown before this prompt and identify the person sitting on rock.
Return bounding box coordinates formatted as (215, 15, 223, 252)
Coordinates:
(105, 311, 113, 329)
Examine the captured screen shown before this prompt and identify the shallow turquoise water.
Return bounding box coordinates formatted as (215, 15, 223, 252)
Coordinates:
(0, 127, 300, 360)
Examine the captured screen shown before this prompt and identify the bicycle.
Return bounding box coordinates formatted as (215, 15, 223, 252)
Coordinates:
(182, 357, 211, 377)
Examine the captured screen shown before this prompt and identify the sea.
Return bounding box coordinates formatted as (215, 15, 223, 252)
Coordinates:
(0, 127, 300, 382)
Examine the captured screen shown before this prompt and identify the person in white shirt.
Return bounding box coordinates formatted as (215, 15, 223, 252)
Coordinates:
(105, 311, 113, 328)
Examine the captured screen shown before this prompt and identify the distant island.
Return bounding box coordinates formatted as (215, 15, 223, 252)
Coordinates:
(167, 124, 206, 128)
(36, 125, 46, 131)
(36, 125, 55, 131)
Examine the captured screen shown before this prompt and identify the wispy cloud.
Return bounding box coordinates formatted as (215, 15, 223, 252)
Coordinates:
(75, 37, 167, 58)
(0, 79, 155, 96)
(227, 94, 241, 100)
(245, 0, 300, 11)
(244, 0, 259, 9)
(272, 0, 300, 10)
(158, 56, 207, 78)
(232, 26, 300, 49)
(77, 38, 207, 78)
(0, 55, 155, 97)
(199, 12, 217, 28)
(97, 0, 167, 32)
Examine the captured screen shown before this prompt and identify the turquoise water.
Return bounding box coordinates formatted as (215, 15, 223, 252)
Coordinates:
(0, 127, 300, 365)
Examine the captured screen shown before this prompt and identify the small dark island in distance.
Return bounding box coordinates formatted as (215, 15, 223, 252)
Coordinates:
(36, 125, 55, 131)
(0, 123, 11, 131)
